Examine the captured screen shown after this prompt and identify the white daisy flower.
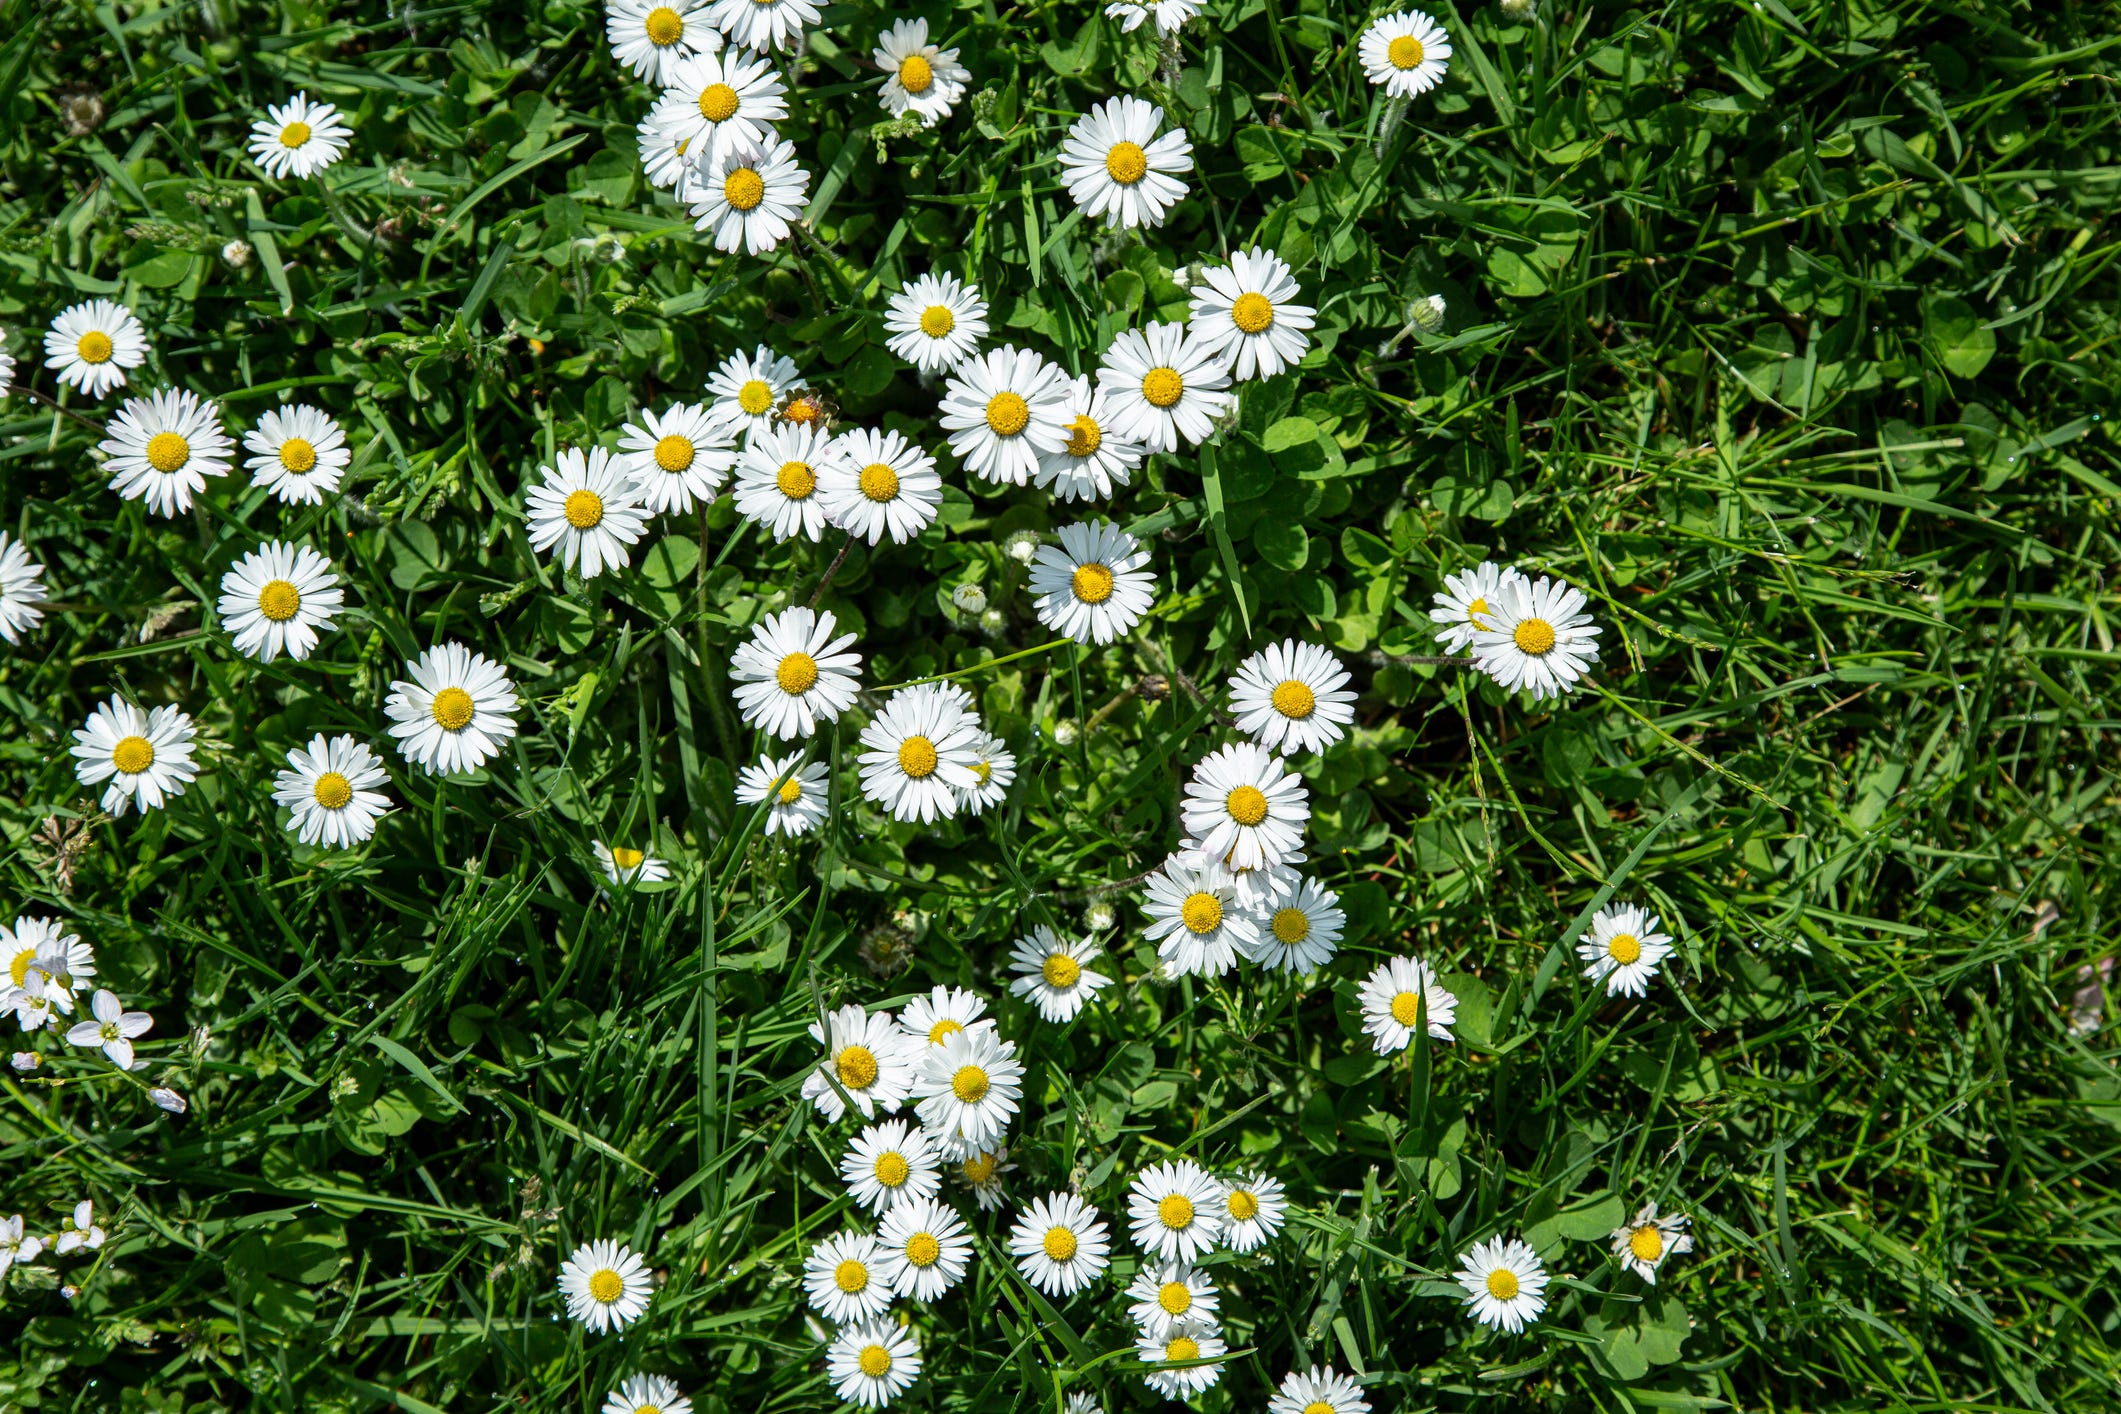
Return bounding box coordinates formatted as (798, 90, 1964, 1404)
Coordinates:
(1026, 520, 1154, 646)
(1105, 0, 1199, 35)
(1140, 854, 1255, 977)
(638, 105, 706, 202)
(1357, 956, 1457, 1051)
(1241, 875, 1344, 973)
(0, 1215, 43, 1278)
(1228, 639, 1356, 756)
(558, 1238, 654, 1334)
(1469, 573, 1601, 700)
(884, 272, 988, 373)
(689, 137, 809, 255)
(729, 606, 862, 741)
(910, 1026, 1022, 1158)
(617, 402, 737, 515)
(242, 404, 352, 505)
(801, 1003, 915, 1121)
(98, 389, 233, 517)
(1268, 1365, 1370, 1414)
(873, 17, 970, 126)
(954, 1146, 1014, 1212)
(656, 48, 785, 172)
(955, 732, 1015, 814)
(1096, 320, 1233, 454)
(1610, 1202, 1693, 1283)
(732, 421, 842, 541)
(1168, 838, 1300, 915)
(1455, 1235, 1547, 1333)
(215, 540, 342, 663)
(1429, 560, 1523, 652)
(65, 988, 151, 1069)
(735, 752, 830, 836)
(247, 92, 351, 178)
(1007, 1191, 1110, 1297)
(856, 683, 984, 825)
(1034, 375, 1145, 503)
(876, 1196, 972, 1302)
(705, 344, 801, 440)
(70, 695, 197, 817)
(0, 340, 12, 394)
(594, 841, 672, 886)
(1004, 928, 1111, 1023)
(383, 642, 519, 777)
(842, 1118, 942, 1214)
(822, 427, 942, 545)
(525, 446, 651, 579)
(607, 0, 719, 85)
(2, 917, 92, 1011)
(1189, 247, 1316, 381)
(937, 345, 1071, 487)
(1179, 742, 1308, 873)
(1125, 1258, 1221, 1340)
(602, 1373, 693, 1414)
(1219, 1170, 1287, 1252)
(1360, 10, 1453, 99)
(1137, 1320, 1226, 1399)
(707, 0, 818, 53)
(1578, 903, 1675, 998)
(1057, 96, 1193, 230)
(826, 1317, 921, 1408)
(273, 734, 392, 849)
(1127, 1159, 1226, 1261)
(895, 985, 993, 1049)
(43, 299, 148, 398)
(805, 1231, 894, 1326)
(0, 532, 50, 645)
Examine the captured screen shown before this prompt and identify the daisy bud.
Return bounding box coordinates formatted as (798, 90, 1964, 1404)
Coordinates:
(149, 1086, 187, 1114)
(1005, 529, 1042, 563)
(1499, 0, 1537, 18)
(59, 88, 105, 137)
(1084, 901, 1116, 932)
(951, 583, 988, 615)
(978, 607, 1007, 637)
(1409, 293, 1448, 333)
(221, 238, 252, 268)
(1052, 719, 1079, 747)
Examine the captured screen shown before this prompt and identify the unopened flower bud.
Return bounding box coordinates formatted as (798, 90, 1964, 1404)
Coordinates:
(222, 238, 252, 268)
(951, 583, 988, 615)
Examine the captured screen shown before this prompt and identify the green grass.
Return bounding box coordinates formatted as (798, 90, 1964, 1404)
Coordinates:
(3, 0, 2120, 1410)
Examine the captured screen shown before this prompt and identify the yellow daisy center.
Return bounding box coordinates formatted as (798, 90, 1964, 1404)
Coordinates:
(111, 735, 155, 775)
(257, 579, 302, 622)
(951, 1064, 989, 1102)
(1304, 1404, 1336, 1414)
(1042, 1226, 1077, 1260)
(836, 1045, 879, 1089)
(645, 5, 685, 44)
(1465, 594, 1490, 626)
(1157, 1194, 1194, 1230)
(984, 391, 1030, 436)
(6, 949, 33, 989)
(919, 303, 955, 337)
(145, 432, 190, 473)
(698, 82, 739, 123)
(1180, 892, 1222, 935)
(1064, 415, 1102, 457)
(858, 1345, 892, 1377)
(279, 120, 312, 148)
(777, 776, 804, 804)
(1486, 1267, 1519, 1301)
(898, 736, 939, 779)
(874, 1151, 910, 1188)
(905, 1232, 941, 1266)
(738, 379, 775, 415)
(1271, 907, 1310, 944)
(1390, 990, 1423, 1027)
(1630, 1225, 1664, 1262)
(1607, 933, 1642, 964)
(1227, 1189, 1258, 1221)
(1225, 784, 1269, 826)
(1105, 140, 1148, 184)
(1231, 292, 1275, 333)
(781, 395, 822, 425)
(776, 652, 819, 694)
(1270, 680, 1315, 718)
(312, 772, 353, 810)
(859, 463, 900, 502)
(972, 760, 993, 784)
(611, 847, 645, 871)
(776, 460, 815, 498)
(1041, 953, 1081, 987)
(1166, 1336, 1200, 1362)
(928, 1018, 963, 1043)
(1141, 367, 1184, 408)
(1157, 1281, 1192, 1315)
(278, 437, 317, 473)
(1513, 618, 1557, 655)
(1389, 35, 1426, 70)
(563, 489, 604, 529)
(588, 1268, 625, 1303)
(430, 687, 475, 731)
(76, 330, 113, 363)
(898, 54, 934, 93)
(1071, 563, 1114, 604)
(654, 434, 696, 472)
(723, 167, 765, 211)
(833, 1258, 869, 1293)
(962, 1153, 997, 1184)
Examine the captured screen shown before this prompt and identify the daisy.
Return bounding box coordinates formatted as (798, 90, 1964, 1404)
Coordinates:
(822, 427, 942, 545)
(656, 48, 785, 171)
(1357, 956, 1457, 1051)
(1106, 0, 1200, 34)
(1008, 1192, 1110, 1297)
(0, 1215, 42, 1278)
(1096, 321, 1232, 454)
(804, 1229, 893, 1323)
(705, 344, 801, 440)
(1127, 1160, 1225, 1261)
(1429, 561, 1522, 652)
(617, 402, 737, 515)
(99, 389, 233, 517)
(937, 345, 1070, 487)
(242, 404, 352, 505)
(1189, 247, 1316, 380)
(1578, 903, 1676, 998)
(43, 299, 147, 397)
(54, 1200, 106, 1254)
(1057, 96, 1193, 229)
(70, 695, 197, 817)
(1610, 1202, 1693, 1283)
(1469, 573, 1601, 700)
(247, 92, 351, 178)
(732, 422, 842, 541)
(955, 733, 1015, 814)
(1179, 742, 1308, 872)
(525, 446, 650, 579)
(273, 734, 392, 848)
(1455, 1235, 1547, 1333)
(607, 0, 719, 85)
(1140, 855, 1256, 977)
(1359, 10, 1453, 99)
(637, 106, 706, 202)
(1126, 1258, 1220, 1340)
(955, 1146, 1014, 1212)
(0, 338, 11, 392)
(1172, 836, 1303, 914)
(910, 1026, 1022, 1157)
(559, 1239, 654, 1334)
(895, 986, 993, 1049)
(1034, 376, 1145, 503)
(801, 1003, 915, 1121)
(1219, 1170, 1287, 1252)
(216, 541, 342, 663)
(689, 137, 808, 254)
(1228, 639, 1357, 756)
(1241, 874, 1344, 973)
(594, 841, 672, 885)
(1138, 1320, 1226, 1399)
(3, 917, 92, 1007)
(841, 1118, 942, 1214)
(65, 988, 151, 1069)
(1268, 1366, 1371, 1414)
(826, 1317, 921, 1408)
(856, 683, 984, 825)
(1026, 520, 1154, 646)
(602, 1374, 693, 1414)
(1005, 928, 1111, 1023)
(708, 0, 818, 53)
(383, 643, 519, 777)
(873, 17, 970, 127)
(883, 272, 988, 373)
(0, 532, 49, 644)
(736, 753, 831, 836)
(876, 1196, 973, 1302)
(729, 606, 862, 740)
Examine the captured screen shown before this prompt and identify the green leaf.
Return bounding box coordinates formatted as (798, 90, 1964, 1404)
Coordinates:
(1254, 518, 1310, 571)
(1924, 295, 1997, 378)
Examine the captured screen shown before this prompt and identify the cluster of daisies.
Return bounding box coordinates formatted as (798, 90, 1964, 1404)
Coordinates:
(1, 914, 181, 1114)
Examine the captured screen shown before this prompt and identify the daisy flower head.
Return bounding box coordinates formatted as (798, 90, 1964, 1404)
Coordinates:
(733, 421, 843, 542)
(617, 402, 737, 515)
(638, 105, 706, 202)
(876, 1196, 973, 1301)
(0, 532, 50, 645)
(873, 18, 970, 127)
(1190, 247, 1317, 381)
(1035, 375, 1146, 503)
(607, 0, 719, 85)
(525, 446, 650, 579)
(1058, 96, 1193, 229)
(1429, 560, 1523, 653)
(1470, 573, 1601, 701)
(594, 841, 672, 886)
(1127, 1159, 1225, 1261)
(1268, 1366, 1371, 1414)
(658, 47, 786, 171)
(706, 344, 801, 440)
(1140, 854, 1256, 977)
(937, 345, 1070, 486)
(956, 733, 1016, 815)
(1179, 741, 1309, 872)
(1096, 321, 1233, 454)
(3, 917, 93, 1009)
(1228, 639, 1356, 756)
(216, 541, 342, 663)
(1219, 1169, 1287, 1252)
(955, 1146, 1014, 1211)
(1456, 1235, 1547, 1333)
(70, 695, 197, 817)
(1138, 1320, 1226, 1399)
(602, 1374, 693, 1414)
(1005, 927, 1111, 1023)
(0, 1215, 43, 1278)
(689, 136, 808, 254)
(803, 1230, 893, 1323)
(736, 752, 831, 836)
(273, 735, 392, 849)
(729, 606, 862, 740)
(99, 389, 233, 517)
(856, 682, 985, 825)
(708, 0, 818, 53)
(895, 985, 993, 1049)
(1241, 874, 1345, 973)
(1360, 10, 1453, 99)
(1008, 1191, 1110, 1297)
(0, 335, 13, 393)
(559, 1238, 653, 1334)
(884, 272, 988, 374)
(1126, 1258, 1221, 1340)
(1357, 956, 1457, 1052)
(802, 1003, 915, 1121)
(44, 299, 147, 397)
(822, 427, 942, 545)
(842, 1117, 942, 1214)
(827, 1317, 921, 1408)
(911, 1026, 1022, 1158)
(1026, 520, 1154, 646)
(1578, 902, 1675, 998)
(1610, 1202, 1693, 1283)
(384, 643, 518, 776)
(66, 988, 152, 1069)
(248, 92, 350, 178)
(1106, 0, 1200, 35)
(242, 404, 352, 505)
